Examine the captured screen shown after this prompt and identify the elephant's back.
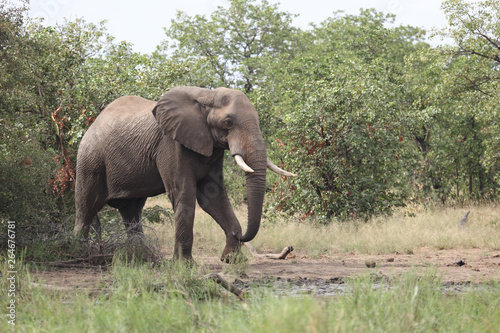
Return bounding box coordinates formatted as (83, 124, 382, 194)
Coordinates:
(82, 96, 158, 140)
(78, 95, 161, 161)
(97, 96, 156, 121)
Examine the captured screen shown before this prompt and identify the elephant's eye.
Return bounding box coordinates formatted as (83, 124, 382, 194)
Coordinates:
(224, 118, 233, 128)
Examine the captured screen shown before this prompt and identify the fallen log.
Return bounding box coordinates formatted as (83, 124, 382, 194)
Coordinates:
(152, 273, 246, 299)
(205, 273, 245, 299)
(244, 243, 294, 260)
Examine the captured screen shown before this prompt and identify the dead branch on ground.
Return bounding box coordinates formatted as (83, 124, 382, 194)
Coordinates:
(205, 273, 246, 299)
(244, 243, 294, 260)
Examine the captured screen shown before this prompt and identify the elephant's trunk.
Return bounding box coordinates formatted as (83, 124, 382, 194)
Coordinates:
(239, 147, 267, 243)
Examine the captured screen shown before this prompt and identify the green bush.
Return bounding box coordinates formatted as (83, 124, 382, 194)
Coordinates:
(0, 127, 72, 244)
(260, 56, 411, 221)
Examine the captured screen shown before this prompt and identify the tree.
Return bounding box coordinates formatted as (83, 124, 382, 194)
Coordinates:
(163, 0, 301, 92)
(251, 9, 435, 220)
(311, 9, 428, 65)
(0, 0, 31, 115)
(437, 0, 500, 196)
(0, 8, 190, 229)
(261, 54, 412, 221)
(0, 0, 63, 225)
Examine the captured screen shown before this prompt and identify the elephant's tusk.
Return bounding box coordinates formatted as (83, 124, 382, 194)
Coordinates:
(267, 159, 297, 177)
(234, 155, 254, 173)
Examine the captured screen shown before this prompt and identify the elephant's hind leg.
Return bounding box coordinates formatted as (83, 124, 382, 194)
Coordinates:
(74, 200, 106, 239)
(74, 162, 107, 239)
(114, 198, 147, 237)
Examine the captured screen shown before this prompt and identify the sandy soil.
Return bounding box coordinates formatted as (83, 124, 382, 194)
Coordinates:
(207, 247, 500, 282)
(29, 247, 500, 295)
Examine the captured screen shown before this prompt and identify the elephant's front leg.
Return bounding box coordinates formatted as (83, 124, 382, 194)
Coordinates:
(170, 194, 197, 262)
(196, 172, 243, 262)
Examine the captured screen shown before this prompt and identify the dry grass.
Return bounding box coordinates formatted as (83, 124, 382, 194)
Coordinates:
(144, 195, 500, 258)
(255, 203, 500, 256)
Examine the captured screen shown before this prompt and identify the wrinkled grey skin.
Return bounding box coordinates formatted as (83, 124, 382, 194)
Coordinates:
(74, 87, 267, 262)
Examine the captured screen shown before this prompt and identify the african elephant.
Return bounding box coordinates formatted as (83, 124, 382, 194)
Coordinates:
(74, 86, 296, 262)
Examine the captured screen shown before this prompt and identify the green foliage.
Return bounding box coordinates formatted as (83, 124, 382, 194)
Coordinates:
(257, 3, 500, 219)
(311, 9, 428, 64)
(0, 130, 59, 225)
(402, 49, 497, 203)
(142, 205, 174, 224)
(255, 9, 429, 220)
(389, 0, 500, 204)
(164, 0, 301, 92)
(0, 3, 189, 237)
(439, 0, 500, 187)
(260, 55, 410, 221)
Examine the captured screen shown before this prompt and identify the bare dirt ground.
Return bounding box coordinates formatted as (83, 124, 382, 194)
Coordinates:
(30, 247, 500, 295)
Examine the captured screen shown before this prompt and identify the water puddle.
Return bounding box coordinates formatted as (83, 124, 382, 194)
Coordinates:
(232, 277, 486, 297)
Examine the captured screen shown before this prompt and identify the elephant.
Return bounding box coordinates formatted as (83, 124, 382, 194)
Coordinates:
(74, 86, 296, 262)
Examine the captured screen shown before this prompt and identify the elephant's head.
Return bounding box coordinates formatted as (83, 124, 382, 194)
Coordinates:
(152, 86, 295, 243)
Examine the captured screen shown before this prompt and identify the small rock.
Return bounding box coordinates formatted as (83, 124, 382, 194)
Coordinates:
(365, 260, 376, 268)
(386, 258, 395, 263)
(458, 211, 470, 228)
(454, 260, 466, 267)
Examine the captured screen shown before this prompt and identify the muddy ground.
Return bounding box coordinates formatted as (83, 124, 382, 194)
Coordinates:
(30, 247, 500, 296)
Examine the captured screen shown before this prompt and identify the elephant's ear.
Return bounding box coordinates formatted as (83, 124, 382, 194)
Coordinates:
(153, 87, 214, 157)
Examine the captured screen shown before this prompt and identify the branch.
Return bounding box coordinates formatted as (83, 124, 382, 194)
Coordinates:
(456, 15, 500, 63)
(36, 253, 114, 267)
(244, 243, 294, 260)
(459, 73, 493, 97)
(205, 273, 246, 299)
(478, 31, 500, 54)
(152, 273, 246, 299)
(465, 11, 500, 55)
(467, 48, 500, 64)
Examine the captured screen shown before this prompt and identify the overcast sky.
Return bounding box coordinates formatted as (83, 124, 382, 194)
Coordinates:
(27, 0, 449, 53)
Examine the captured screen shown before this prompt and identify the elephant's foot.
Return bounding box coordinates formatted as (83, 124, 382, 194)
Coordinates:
(125, 223, 144, 238)
(74, 224, 90, 240)
(172, 253, 197, 267)
(220, 244, 247, 264)
(173, 244, 196, 265)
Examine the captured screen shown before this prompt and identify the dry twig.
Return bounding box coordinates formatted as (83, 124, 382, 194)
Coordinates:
(244, 243, 294, 260)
